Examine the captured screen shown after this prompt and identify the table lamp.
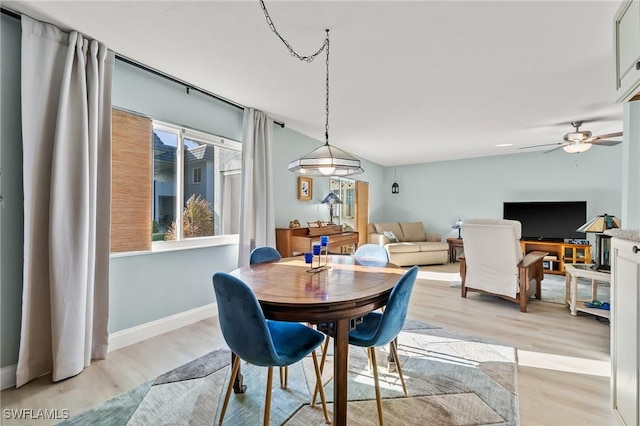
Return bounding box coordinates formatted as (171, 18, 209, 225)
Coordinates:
(576, 213, 621, 271)
(452, 219, 463, 239)
(321, 192, 342, 224)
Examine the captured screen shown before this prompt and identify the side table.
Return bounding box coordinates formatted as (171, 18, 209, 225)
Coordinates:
(564, 263, 611, 318)
(447, 238, 464, 263)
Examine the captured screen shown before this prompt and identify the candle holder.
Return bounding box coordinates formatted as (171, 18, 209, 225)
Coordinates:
(307, 239, 331, 273)
(320, 235, 330, 266)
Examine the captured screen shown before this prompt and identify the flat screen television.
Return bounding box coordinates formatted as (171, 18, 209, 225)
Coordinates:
(503, 201, 587, 242)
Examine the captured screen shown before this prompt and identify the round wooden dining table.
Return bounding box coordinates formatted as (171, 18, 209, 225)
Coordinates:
(230, 255, 402, 426)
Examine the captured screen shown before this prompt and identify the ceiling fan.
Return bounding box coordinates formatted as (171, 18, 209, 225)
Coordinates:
(520, 121, 623, 154)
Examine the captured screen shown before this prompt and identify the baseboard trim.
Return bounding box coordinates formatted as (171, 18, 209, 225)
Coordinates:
(0, 303, 218, 391)
(1, 364, 17, 390)
(108, 303, 217, 352)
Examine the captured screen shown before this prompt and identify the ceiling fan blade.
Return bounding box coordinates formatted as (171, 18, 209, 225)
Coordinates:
(590, 139, 622, 146)
(518, 142, 564, 150)
(583, 131, 623, 143)
(543, 145, 566, 154)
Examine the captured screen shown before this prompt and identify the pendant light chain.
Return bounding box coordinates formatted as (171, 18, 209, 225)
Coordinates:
(259, 0, 329, 63)
(260, 0, 331, 144)
(325, 31, 330, 145)
(262, 0, 364, 176)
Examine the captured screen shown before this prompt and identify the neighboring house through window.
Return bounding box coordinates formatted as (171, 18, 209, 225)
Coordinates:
(193, 167, 202, 184)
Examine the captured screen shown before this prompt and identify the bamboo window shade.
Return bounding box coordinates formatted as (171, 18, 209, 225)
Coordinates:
(111, 109, 152, 252)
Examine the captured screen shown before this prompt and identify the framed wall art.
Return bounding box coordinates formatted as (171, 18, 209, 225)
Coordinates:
(297, 176, 313, 201)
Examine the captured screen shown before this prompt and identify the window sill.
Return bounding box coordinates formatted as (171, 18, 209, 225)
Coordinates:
(110, 235, 239, 258)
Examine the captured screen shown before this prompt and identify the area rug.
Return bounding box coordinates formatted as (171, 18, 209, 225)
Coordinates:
(539, 274, 609, 305)
(59, 321, 519, 425)
(441, 269, 609, 306)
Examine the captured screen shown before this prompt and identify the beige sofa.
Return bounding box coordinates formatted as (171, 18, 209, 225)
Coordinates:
(368, 221, 449, 266)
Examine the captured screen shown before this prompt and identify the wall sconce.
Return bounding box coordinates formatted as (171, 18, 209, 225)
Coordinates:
(392, 169, 399, 194)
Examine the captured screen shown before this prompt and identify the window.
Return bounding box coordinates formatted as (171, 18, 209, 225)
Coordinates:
(152, 121, 242, 244)
(110, 109, 242, 254)
(193, 167, 202, 184)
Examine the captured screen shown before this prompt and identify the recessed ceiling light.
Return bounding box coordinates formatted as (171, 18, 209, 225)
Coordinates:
(495, 144, 513, 147)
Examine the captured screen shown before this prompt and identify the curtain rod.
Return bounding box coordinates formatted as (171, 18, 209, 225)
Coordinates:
(1, 7, 20, 19)
(1, 6, 285, 129)
(115, 55, 285, 129)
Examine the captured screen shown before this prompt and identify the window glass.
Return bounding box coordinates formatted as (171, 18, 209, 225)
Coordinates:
(153, 129, 178, 241)
(152, 122, 242, 242)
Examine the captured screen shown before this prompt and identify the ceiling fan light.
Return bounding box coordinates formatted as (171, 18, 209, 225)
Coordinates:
(563, 143, 592, 154)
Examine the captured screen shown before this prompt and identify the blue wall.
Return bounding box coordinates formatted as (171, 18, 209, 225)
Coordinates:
(379, 148, 623, 240)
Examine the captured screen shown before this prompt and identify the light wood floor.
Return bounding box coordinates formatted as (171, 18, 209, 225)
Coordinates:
(1, 263, 616, 425)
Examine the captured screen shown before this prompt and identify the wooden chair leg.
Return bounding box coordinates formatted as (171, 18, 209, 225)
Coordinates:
(311, 350, 331, 424)
(218, 356, 241, 425)
(278, 366, 288, 388)
(518, 273, 527, 312)
(369, 348, 385, 426)
(390, 340, 408, 397)
(312, 336, 331, 406)
(264, 367, 273, 426)
(460, 257, 468, 298)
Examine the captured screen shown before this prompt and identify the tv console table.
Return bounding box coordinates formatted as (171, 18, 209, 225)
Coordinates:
(520, 240, 591, 275)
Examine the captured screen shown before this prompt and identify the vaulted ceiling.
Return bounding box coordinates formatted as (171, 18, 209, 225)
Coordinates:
(5, 1, 625, 166)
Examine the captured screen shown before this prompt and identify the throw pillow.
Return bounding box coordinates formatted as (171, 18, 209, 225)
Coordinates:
(383, 231, 398, 243)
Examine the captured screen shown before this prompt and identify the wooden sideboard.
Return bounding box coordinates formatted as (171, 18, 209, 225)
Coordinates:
(275, 227, 359, 257)
(520, 240, 591, 275)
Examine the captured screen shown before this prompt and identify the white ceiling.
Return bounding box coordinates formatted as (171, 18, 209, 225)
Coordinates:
(5, 1, 625, 166)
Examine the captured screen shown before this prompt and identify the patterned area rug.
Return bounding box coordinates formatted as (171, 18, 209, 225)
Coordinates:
(59, 321, 518, 425)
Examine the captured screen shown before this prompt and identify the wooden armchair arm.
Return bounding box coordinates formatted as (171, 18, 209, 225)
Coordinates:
(517, 250, 548, 312)
(520, 251, 547, 268)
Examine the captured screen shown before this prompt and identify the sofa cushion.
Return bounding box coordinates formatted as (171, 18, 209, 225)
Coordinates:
(385, 243, 420, 253)
(399, 222, 426, 242)
(374, 223, 405, 241)
(418, 242, 449, 252)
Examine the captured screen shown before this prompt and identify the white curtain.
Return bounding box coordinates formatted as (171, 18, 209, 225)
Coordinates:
(238, 109, 276, 267)
(17, 16, 113, 387)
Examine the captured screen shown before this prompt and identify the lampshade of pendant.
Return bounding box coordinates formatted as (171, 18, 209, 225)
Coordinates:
(288, 143, 364, 176)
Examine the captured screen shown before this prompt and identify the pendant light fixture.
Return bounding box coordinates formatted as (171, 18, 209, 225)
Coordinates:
(260, 1, 364, 177)
(392, 169, 400, 194)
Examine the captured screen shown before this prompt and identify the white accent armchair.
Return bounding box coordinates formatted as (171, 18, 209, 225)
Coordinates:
(459, 219, 547, 312)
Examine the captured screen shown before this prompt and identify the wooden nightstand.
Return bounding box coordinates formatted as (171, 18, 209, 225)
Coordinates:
(447, 238, 464, 263)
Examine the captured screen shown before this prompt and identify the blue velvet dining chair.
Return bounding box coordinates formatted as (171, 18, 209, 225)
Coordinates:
(248, 245, 288, 386)
(353, 244, 389, 263)
(348, 265, 419, 425)
(249, 246, 282, 265)
(212, 272, 330, 426)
